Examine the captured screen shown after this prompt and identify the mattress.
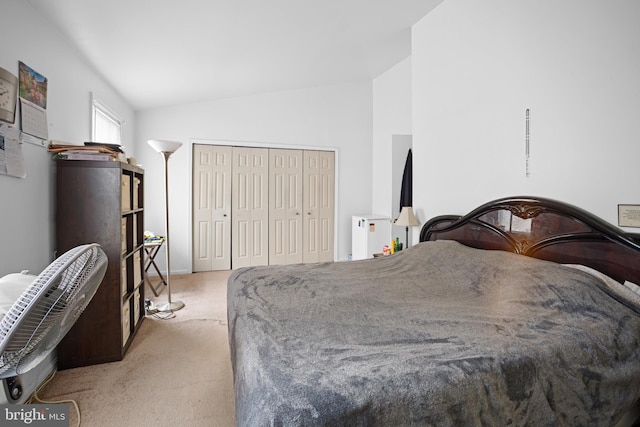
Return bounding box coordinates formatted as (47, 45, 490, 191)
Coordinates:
(228, 240, 640, 426)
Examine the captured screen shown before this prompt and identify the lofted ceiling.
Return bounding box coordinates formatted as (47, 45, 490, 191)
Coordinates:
(25, 0, 444, 111)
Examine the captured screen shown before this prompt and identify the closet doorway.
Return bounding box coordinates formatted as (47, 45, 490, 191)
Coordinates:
(192, 144, 335, 271)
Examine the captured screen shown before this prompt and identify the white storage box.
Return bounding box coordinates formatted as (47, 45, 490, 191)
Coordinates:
(122, 301, 131, 346)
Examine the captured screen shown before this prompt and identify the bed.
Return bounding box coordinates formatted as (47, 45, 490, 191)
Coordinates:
(227, 196, 640, 426)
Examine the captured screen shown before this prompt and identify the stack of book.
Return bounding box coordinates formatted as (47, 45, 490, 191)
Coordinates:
(144, 235, 165, 245)
(49, 142, 123, 161)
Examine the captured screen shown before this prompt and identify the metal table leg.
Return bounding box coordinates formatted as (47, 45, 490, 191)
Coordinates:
(144, 240, 167, 297)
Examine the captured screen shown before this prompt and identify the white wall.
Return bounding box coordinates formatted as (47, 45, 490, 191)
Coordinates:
(412, 0, 640, 234)
(136, 81, 373, 273)
(0, 2, 135, 276)
(372, 57, 412, 217)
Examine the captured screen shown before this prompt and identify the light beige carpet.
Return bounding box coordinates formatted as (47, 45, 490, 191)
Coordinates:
(39, 271, 236, 427)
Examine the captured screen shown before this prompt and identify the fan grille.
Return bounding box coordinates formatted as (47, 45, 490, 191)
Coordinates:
(0, 244, 108, 376)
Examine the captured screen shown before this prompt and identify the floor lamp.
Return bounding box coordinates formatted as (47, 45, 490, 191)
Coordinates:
(395, 206, 419, 249)
(147, 139, 185, 312)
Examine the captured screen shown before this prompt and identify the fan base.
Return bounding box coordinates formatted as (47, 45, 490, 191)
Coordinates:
(0, 351, 56, 404)
(156, 300, 185, 312)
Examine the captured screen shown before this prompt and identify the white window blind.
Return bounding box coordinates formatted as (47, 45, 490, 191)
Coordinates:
(91, 97, 121, 145)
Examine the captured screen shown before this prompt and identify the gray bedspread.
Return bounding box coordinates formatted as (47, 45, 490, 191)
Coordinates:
(227, 240, 640, 426)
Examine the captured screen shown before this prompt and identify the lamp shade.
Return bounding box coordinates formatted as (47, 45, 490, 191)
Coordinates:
(395, 206, 419, 227)
(147, 139, 183, 154)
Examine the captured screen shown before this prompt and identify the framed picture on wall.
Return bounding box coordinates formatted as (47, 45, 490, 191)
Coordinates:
(618, 204, 640, 228)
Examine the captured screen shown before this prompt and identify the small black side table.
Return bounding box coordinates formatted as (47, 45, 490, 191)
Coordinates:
(144, 238, 167, 297)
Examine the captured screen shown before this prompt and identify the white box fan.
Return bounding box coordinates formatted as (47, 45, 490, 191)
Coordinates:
(0, 243, 107, 404)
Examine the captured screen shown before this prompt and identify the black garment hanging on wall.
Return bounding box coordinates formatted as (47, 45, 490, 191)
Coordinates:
(399, 149, 412, 211)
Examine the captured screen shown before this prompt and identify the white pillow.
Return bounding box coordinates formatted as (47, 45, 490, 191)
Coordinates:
(0, 272, 37, 319)
(623, 280, 640, 295)
(564, 264, 640, 307)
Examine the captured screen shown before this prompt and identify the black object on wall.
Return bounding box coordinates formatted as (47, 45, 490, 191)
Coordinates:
(400, 149, 412, 211)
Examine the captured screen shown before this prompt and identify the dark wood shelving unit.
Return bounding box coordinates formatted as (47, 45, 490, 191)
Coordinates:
(55, 160, 145, 369)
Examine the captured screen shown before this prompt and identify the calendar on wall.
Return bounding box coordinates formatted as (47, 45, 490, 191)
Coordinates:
(18, 61, 48, 141)
(20, 98, 47, 140)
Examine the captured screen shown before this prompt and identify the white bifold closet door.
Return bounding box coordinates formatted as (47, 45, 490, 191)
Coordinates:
(268, 149, 303, 265)
(231, 147, 269, 268)
(193, 144, 334, 271)
(192, 145, 232, 271)
(303, 150, 335, 263)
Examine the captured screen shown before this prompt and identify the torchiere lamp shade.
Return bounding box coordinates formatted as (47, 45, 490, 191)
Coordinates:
(147, 139, 183, 155)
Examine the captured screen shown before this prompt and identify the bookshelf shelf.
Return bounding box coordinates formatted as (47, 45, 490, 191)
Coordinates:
(55, 160, 145, 369)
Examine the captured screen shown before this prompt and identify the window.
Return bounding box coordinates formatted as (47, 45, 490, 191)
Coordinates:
(91, 96, 122, 145)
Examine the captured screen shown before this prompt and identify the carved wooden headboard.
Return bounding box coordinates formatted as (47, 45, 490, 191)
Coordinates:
(419, 196, 640, 284)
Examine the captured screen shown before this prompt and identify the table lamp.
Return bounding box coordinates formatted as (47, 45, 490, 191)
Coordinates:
(395, 206, 419, 249)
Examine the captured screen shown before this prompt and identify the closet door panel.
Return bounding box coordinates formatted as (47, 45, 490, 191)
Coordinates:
(303, 151, 320, 262)
(192, 145, 231, 271)
(232, 149, 251, 268)
(303, 150, 335, 263)
(193, 160, 213, 271)
(318, 151, 335, 262)
(232, 147, 268, 268)
(269, 149, 302, 265)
